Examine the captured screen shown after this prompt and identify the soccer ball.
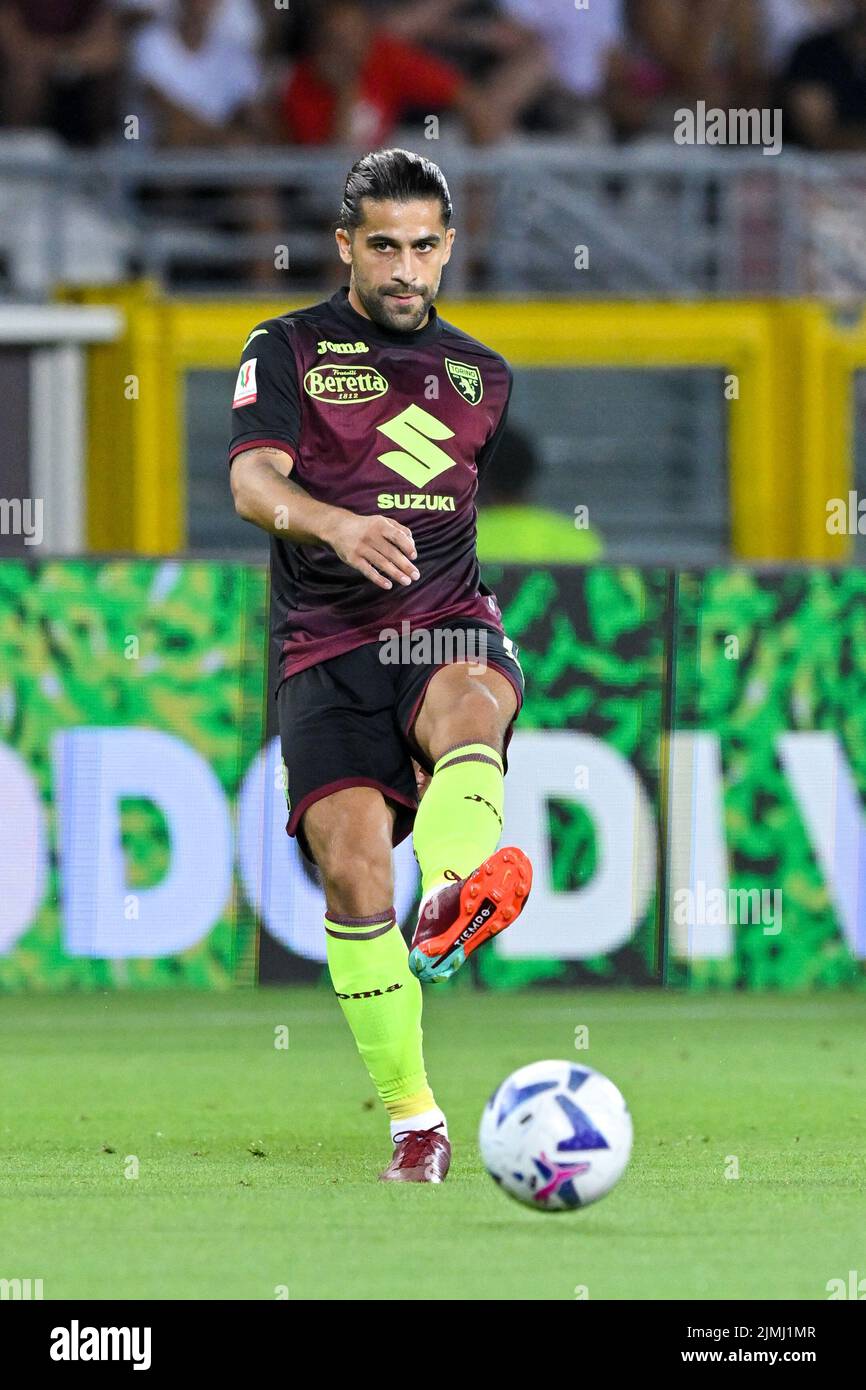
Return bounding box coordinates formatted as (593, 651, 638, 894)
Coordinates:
(479, 1059, 633, 1211)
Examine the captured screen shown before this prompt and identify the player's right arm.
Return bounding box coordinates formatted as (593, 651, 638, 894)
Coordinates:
(228, 320, 418, 590)
(230, 446, 419, 591)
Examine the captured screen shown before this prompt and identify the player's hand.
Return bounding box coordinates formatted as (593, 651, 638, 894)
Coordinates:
(327, 513, 419, 591)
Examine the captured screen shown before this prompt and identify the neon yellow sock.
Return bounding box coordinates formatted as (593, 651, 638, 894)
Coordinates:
(324, 908, 434, 1120)
(412, 741, 504, 896)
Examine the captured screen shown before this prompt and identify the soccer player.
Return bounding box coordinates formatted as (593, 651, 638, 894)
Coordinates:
(228, 148, 532, 1183)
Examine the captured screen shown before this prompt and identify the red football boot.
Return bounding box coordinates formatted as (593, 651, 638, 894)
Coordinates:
(379, 1125, 452, 1183)
(408, 846, 532, 983)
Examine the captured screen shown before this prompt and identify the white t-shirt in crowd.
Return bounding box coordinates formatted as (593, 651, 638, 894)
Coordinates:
(117, 0, 263, 53)
(500, 0, 624, 97)
(132, 20, 262, 125)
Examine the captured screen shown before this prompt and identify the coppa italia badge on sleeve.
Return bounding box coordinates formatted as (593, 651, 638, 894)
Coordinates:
(445, 358, 483, 405)
(233, 358, 258, 408)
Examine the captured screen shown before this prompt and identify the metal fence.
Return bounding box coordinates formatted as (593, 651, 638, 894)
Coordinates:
(2, 135, 866, 299)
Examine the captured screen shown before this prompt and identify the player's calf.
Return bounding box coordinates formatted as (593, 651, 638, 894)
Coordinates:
(303, 785, 450, 1177)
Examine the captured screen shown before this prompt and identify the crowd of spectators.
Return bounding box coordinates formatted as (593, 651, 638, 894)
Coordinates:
(1, 0, 865, 154)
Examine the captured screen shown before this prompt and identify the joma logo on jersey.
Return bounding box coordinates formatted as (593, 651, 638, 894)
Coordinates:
(376, 403, 457, 487)
(378, 493, 456, 511)
(316, 339, 369, 355)
(304, 363, 388, 404)
(445, 358, 483, 405)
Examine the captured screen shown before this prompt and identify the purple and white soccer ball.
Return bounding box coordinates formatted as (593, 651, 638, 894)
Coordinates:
(479, 1059, 633, 1211)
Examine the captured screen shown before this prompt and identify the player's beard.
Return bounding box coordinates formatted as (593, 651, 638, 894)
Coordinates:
(353, 275, 435, 334)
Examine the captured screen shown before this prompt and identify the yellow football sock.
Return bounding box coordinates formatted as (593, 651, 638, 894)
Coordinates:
(324, 907, 434, 1118)
(412, 741, 504, 895)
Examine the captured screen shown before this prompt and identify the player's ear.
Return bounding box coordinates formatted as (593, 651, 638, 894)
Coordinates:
(335, 227, 353, 266)
(441, 227, 456, 267)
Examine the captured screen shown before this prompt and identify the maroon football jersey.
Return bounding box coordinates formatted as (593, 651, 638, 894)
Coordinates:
(228, 286, 513, 685)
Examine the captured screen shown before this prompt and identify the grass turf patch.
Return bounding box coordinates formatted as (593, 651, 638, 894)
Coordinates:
(1, 988, 863, 1300)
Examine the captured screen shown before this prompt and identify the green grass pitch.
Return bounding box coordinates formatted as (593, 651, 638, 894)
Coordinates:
(2, 988, 863, 1301)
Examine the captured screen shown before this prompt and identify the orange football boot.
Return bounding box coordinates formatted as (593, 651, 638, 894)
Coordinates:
(408, 846, 532, 983)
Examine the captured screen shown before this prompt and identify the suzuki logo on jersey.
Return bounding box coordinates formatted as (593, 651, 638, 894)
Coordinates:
(232, 358, 258, 408)
(376, 404, 458, 488)
(304, 363, 388, 404)
(445, 358, 483, 405)
(378, 493, 456, 511)
(316, 339, 369, 355)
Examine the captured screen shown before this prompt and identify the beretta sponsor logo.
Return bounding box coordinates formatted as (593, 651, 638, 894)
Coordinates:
(303, 363, 388, 405)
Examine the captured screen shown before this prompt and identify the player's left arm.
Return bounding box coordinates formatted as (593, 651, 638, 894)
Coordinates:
(475, 364, 514, 488)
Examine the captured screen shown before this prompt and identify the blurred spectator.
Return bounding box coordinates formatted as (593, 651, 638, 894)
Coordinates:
(280, 0, 463, 146)
(613, 0, 764, 140)
(758, 0, 849, 76)
(386, 0, 625, 139)
(0, 0, 122, 145)
(378, 1, 554, 131)
(130, 0, 279, 286)
(279, 0, 525, 148)
(783, 0, 866, 147)
(498, 0, 625, 99)
(130, 0, 270, 145)
(259, 0, 317, 63)
(476, 424, 604, 563)
(115, 0, 264, 49)
(383, 0, 527, 80)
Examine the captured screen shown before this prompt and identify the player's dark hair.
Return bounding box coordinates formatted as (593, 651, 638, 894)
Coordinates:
(338, 148, 453, 231)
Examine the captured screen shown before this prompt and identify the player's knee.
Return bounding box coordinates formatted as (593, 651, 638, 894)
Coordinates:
(317, 843, 394, 917)
(302, 788, 395, 913)
(433, 680, 502, 751)
(321, 869, 395, 919)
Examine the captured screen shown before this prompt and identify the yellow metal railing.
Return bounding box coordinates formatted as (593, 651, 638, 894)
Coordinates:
(62, 284, 866, 561)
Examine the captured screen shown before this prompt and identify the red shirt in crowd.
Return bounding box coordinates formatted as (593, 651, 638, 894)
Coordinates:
(282, 32, 465, 147)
